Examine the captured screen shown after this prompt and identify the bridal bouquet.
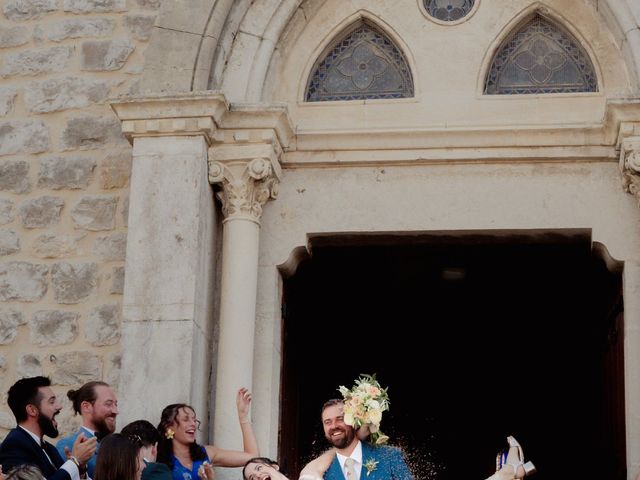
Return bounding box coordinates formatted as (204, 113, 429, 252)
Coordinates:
(338, 373, 390, 445)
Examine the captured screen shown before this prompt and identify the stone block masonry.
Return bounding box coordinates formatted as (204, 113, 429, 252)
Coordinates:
(0, 0, 157, 440)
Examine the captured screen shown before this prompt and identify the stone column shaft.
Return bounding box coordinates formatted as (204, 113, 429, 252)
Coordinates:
(118, 135, 217, 430)
(209, 127, 286, 480)
(625, 261, 640, 479)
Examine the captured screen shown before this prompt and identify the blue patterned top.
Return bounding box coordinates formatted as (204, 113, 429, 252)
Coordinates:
(171, 448, 210, 480)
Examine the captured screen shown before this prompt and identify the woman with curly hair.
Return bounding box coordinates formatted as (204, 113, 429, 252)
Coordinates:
(157, 388, 258, 480)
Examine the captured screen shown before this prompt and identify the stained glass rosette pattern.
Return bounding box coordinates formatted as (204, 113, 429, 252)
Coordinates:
(306, 23, 414, 102)
(485, 14, 598, 94)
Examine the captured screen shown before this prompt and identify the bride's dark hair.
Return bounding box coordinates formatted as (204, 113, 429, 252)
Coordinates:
(157, 403, 207, 468)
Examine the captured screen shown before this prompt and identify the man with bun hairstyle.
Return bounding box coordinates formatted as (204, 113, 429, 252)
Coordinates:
(0, 376, 96, 480)
(55, 381, 118, 478)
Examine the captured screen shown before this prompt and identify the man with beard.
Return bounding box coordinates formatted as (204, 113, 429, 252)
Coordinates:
(55, 381, 118, 478)
(0, 376, 97, 480)
(307, 399, 413, 480)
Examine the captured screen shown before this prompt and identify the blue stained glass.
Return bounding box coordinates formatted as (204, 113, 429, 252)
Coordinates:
(425, 0, 475, 22)
(305, 22, 414, 102)
(485, 14, 598, 94)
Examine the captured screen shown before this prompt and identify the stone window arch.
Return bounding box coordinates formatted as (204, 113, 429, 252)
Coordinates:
(305, 20, 414, 102)
(485, 13, 598, 94)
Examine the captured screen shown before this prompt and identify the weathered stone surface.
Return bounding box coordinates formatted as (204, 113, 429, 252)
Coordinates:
(3, 0, 57, 21)
(61, 115, 125, 150)
(0, 411, 11, 430)
(19, 196, 64, 228)
(106, 352, 121, 387)
(86, 304, 120, 346)
(0, 230, 20, 256)
(93, 232, 126, 261)
(17, 354, 42, 377)
(81, 39, 134, 71)
(63, 0, 126, 13)
(110, 265, 124, 294)
(1, 46, 72, 76)
(31, 233, 81, 258)
(0, 120, 49, 157)
(136, 0, 159, 9)
(38, 156, 96, 189)
(30, 310, 79, 346)
(0, 161, 30, 195)
(121, 194, 128, 226)
(0, 26, 29, 48)
(99, 150, 131, 189)
(51, 351, 102, 385)
(0, 354, 6, 369)
(70, 195, 117, 231)
(33, 17, 116, 42)
(0, 86, 18, 115)
(0, 261, 48, 301)
(0, 308, 25, 344)
(0, 198, 15, 225)
(125, 14, 155, 40)
(51, 262, 97, 303)
(25, 77, 111, 113)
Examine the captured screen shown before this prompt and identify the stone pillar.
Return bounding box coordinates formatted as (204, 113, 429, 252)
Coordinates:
(625, 261, 640, 479)
(109, 94, 227, 430)
(208, 106, 292, 480)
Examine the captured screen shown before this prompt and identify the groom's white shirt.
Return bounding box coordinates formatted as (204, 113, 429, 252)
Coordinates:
(336, 440, 362, 480)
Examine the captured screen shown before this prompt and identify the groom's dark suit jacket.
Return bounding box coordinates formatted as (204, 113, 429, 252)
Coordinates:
(0, 427, 71, 480)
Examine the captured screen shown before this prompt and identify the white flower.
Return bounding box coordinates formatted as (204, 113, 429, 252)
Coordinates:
(338, 373, 390, 445)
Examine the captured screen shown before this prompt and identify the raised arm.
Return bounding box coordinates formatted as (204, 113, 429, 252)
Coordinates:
(299, 449, 335, 480)
(205, 388, 259, 467)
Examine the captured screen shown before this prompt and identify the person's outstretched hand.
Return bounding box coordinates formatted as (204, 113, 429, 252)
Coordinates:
(236, 387, 252, 424)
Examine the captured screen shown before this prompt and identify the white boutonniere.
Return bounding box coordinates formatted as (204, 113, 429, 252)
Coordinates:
(363, 459, 379, 476)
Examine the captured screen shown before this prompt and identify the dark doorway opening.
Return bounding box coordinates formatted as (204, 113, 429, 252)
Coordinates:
(279, 231, 624, 480)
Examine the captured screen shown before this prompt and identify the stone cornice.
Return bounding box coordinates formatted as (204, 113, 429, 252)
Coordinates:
(109, 92, 228, 145)
(286, 97, 640, 166)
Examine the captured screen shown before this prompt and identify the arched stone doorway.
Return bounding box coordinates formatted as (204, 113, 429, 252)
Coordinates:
(280, 231, 624, 479)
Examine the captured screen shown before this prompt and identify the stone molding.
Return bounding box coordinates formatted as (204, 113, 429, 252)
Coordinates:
(618, 122, 640, 204)
(109, 92, 228, 145)
(208, 104, 292, 223)
(110, 93, 294, 222)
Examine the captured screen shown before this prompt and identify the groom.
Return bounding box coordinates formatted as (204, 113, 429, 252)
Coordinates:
(319, 399, 413, 480)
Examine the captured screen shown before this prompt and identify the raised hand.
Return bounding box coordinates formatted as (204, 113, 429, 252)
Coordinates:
(236, 387, 252, 424)
(71, 433, 97, 466)
(198, 461, 215, 480)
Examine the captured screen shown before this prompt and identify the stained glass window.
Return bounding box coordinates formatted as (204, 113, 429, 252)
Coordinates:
(305, 22, 414, 102)
(485, 14, 598, 94)
(424, 0, 475, 22)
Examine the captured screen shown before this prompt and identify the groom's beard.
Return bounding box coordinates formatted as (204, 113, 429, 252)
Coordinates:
(326, 426, 355, 449)
(37, 410, 59, 438)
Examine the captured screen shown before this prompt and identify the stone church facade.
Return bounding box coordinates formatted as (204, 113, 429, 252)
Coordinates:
(2, 0, 640, 478)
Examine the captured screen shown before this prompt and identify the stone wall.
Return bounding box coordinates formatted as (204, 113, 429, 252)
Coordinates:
(0, 0, 157, 438)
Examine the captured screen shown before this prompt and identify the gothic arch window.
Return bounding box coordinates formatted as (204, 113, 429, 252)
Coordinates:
(305, 21, 414, 102)
(485, 14, 598, 94)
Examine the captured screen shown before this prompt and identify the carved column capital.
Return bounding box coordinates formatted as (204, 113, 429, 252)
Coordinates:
(618, 122, 640, 204)
(209, 130, 283, 223)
